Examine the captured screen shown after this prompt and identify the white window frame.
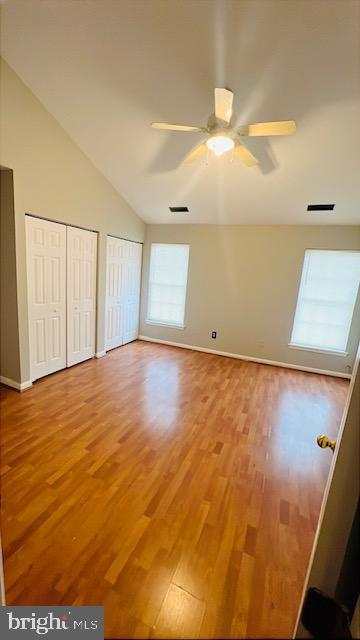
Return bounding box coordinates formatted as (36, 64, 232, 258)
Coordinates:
(289, 249, 360, 356)
(146, 243, 190, 329)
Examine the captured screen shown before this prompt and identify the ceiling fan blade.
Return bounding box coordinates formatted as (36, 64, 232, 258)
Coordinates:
(238, 120, 297, 136)
(184, 143, 207, 164)
(214, 88, 234, 123)
(233, 144, 258, 167)
(151, 122, 205, 132)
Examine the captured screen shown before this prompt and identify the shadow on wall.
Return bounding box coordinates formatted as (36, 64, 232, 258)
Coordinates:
(0, 167, 21, 384)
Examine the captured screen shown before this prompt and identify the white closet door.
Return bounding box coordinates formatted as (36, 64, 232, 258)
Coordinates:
(105, 237, 142, 351)
(26, 216, 67, 381)
(122, 241, 142, 345)
(67, 226, 97, 367)
(105, 236, 125, 350)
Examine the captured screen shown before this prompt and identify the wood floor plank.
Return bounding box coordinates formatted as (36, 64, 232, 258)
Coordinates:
(0, 340, 348, 638)
(152, 584, 205, 639)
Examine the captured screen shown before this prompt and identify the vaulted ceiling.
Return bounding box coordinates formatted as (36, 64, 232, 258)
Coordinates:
(1, 0, 359, 224)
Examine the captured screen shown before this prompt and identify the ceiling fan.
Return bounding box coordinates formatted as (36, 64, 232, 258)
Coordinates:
(151, 88, 296, 166)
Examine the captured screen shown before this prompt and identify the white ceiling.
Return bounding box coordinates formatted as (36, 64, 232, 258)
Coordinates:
(1, 0, 360, 224)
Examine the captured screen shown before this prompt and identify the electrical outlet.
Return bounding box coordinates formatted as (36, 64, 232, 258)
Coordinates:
(211, 331, 217, 339)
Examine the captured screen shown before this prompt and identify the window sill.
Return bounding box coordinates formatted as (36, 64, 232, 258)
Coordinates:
(145, 319, 185, 330)
(288, 343, 348, 357)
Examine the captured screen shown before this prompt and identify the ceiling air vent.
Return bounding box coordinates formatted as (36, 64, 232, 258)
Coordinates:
(169, 206, 189, 213)
(307, 204, 335, 212)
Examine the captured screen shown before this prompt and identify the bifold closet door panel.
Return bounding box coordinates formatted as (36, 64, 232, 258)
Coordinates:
(105, 236, 125, 351)
(26, 216, 67, 381)
(122, 241, 142, 345)
(67, 226, 97, 367)
(105, 237, 142, 351)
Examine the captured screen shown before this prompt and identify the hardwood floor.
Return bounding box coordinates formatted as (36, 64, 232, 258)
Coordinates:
(0, 341, 348, 638)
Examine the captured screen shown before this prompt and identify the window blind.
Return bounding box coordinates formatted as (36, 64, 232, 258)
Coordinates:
(147, 243, 190, 327)
(290, 250, 360, 353)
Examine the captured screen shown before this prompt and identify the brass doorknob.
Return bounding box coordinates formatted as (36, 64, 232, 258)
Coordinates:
(317, 434, 336, 453)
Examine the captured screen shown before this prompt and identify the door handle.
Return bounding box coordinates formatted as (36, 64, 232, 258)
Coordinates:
(317, 434, 336, 453)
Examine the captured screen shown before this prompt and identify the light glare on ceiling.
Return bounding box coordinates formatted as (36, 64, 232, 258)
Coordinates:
(206, 135, 234, 156)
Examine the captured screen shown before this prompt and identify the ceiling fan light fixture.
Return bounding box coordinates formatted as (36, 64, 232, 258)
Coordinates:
(151, 87, 296, 166)
(206, 134, 234, 156)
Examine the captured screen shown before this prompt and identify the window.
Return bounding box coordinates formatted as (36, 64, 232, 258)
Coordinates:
(147, 243, 190, 328)
(290, 250, 360, 354)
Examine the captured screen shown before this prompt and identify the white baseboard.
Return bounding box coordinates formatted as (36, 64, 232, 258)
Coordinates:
(0, 375, 33, 391)
(95, 350, 106, 359)
(138, 336, 351, 379)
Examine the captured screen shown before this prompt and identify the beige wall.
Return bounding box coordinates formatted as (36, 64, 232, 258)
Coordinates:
(0, 59, 144, 383)
(0, 169, 21, 382)
(140, 225, 360, 374)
